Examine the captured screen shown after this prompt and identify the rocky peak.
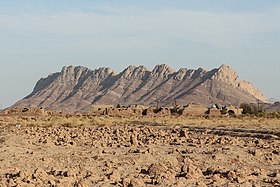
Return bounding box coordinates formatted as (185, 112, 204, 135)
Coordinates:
(137, 65, 147, 70)
(61, 65, 74, 76)
(134, 65, 149, 79)
(120, 65, 150, 79)
(125, 65, 136, 71)
(209, 64, 267, 101)
(152, 64, 175, 77)
(219, 64, 230, 69)
(134, 65, 148, 74)
(211, 64, 239, 85)
(174, 68, 187, 80)
(194, 68, 207, 77)
(59, 66, 89, 83)
(217, 64, 237, 75)
(61, 65, 87, 75)
(96, 67, 114, 75)
(120, 65, 136, 78)
(14, 64, 267, 112)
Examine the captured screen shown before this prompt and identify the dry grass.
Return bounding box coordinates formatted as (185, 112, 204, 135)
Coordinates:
(0, 115, 279, 131)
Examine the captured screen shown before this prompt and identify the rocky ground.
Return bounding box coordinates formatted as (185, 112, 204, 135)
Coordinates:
(0, 119, 280, 186)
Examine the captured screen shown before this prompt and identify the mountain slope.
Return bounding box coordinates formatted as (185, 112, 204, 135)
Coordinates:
(13, 64, 267, 112)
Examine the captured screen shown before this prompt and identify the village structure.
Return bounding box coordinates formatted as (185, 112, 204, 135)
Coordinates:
(91, 103, 243, 117)
(0, 102, 243, 117)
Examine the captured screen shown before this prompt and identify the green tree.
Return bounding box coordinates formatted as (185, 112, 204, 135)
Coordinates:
(240, 103, 259, 114)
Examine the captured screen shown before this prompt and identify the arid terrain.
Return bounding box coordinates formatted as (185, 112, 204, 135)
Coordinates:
(0, 115, 280, 186)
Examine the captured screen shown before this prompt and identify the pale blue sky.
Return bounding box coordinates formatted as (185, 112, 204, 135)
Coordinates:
(0, 0, 280, 108)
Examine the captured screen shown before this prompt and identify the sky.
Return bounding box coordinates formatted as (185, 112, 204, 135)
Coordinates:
(0, 0, 280, 108)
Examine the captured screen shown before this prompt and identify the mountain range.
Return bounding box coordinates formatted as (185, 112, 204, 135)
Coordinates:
(12, 64, 267, 112)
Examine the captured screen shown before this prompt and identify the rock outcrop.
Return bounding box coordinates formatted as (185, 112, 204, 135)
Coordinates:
(12, 64, 267, 112)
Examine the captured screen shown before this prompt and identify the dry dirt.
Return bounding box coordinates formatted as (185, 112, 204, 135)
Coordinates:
(0, 116, 280, 186)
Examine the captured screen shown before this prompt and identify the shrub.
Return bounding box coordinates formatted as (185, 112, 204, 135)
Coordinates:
(240, 103, 259, 115)
(220, 108, 228, 115)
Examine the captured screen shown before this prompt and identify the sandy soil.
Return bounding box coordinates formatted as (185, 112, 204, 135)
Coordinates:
(0, 117, 280, 186)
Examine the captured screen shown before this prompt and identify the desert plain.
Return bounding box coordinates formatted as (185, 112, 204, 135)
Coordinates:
(0, 115, 280, 187)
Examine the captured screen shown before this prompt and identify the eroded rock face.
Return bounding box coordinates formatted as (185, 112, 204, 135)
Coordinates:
(12, 64, 267, 112)
(211, 64, 266, 101)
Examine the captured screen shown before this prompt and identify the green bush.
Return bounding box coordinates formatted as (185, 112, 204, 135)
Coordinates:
(240, 103, 259, 115)
(220, 108, 228, 115)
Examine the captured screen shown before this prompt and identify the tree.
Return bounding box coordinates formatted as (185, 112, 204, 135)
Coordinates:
(240, 103, 259, 114)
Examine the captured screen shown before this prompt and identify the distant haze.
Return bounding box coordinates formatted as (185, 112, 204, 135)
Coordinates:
(0, 0, 280, 108)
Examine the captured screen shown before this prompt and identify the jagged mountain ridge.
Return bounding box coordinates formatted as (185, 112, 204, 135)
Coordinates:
(13, 64, 267, 112)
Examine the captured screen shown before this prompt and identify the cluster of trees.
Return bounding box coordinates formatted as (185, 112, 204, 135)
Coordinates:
(240, 103, 261, 115)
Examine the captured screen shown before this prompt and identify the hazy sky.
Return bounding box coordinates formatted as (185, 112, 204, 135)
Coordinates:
(0, 0, 280, 108)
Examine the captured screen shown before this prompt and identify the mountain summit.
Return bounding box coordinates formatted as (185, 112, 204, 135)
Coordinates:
(13, 64, 267, 112)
